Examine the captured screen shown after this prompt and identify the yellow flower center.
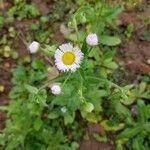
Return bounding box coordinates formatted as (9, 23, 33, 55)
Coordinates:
(62, 51, 75, 65)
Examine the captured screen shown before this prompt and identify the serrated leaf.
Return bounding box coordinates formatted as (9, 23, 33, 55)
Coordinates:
(101, 120, 124, 132)
(31, 59, 45, 70)
(117, 126, 142, 139)
(93, 133, 107, 143)
(137, 100, 147, 123)
(100, 35, 121, 46)
(25, 84, 39, 94)
(41, 45, 57, 57)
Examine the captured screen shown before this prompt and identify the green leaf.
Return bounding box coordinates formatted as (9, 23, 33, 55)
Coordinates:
(48, 111, 59, 119)
(31, 59, 45, 70)
(137, 100, 147, 123)
(101, 120, 124, 132)
(98, 90, 109, 97)
(25, 84, 39, 94)
(12, 66, 26, 82)
(82, 102, 94, 113)
(112, 99, 131, 118)
(0, 134, 5, 146)
(105, 7, 123, 22)
(93, 133, 107, 143)
(30, 70, 47, 81)
(41, 45, 57, 57)
(104, 61, 118, 69)
(29, 89, 47, 105)
(100, 35, 121, 46)
(81, 112, 98, 123)
(143, 123, 150, 133)
(33, 118, 43, 131)
(0, 16, 4, 28)
(132, 137, 145, 150)
(64, 114, 74, 125)
(103, 51, 115, 60)
(117, 126, 143, 139)
(66, 32, 86, 42)
(139, 82, 147, 93)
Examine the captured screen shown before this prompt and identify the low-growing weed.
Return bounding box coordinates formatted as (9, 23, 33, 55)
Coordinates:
(0, 1, 149, 150)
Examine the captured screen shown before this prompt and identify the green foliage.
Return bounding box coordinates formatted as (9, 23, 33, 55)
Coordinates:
(93, 133, 108, 143)
(0, 1, 150, 150)
(116, 85, 150, 149)
(0, 60, 82, 149)
(7, 0, 39, 21)
(0, 43, 131, 149)
(141, 30, 150, 41)
(68, 1, 123, 46)
(124, 23, 134, 39)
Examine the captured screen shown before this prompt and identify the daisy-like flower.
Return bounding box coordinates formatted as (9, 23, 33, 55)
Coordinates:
(28, 41, 40, 54)
(54, 43, 84, 72)
(86, 33, 98, 46)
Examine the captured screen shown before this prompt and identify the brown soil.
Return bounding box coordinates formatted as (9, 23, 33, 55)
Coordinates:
(0, 60, 12, 104)
(118, 2, 150, 77)
(80, 140, 113, 150)
(0, 60, 12, 129)
(80, 124, 114, 150)
(32, 0, 53, 15)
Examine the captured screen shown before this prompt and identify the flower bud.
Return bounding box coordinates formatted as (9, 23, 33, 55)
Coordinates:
(86, 33, 98, 46)
(28, 41, 40, 54)
(61, 107, 67, 113)
(83, 102, 94, 113)
(50, 84, 61, 95)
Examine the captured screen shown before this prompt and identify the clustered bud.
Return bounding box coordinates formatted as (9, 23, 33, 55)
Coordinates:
(86, 33, 98, 46)
(61, 107, 67, 113)
(50, 84, 61, 95)
(28, 41, 40, 54)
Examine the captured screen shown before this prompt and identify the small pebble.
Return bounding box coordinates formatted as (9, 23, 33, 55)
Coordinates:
(0, 85, 5, 93)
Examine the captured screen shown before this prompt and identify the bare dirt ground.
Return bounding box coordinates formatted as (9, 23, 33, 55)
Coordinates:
(118, 3, 150, 76)
(80, 124, 114, 150)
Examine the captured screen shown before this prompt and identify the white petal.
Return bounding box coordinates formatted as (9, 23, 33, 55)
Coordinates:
(59, 43, 73, 51)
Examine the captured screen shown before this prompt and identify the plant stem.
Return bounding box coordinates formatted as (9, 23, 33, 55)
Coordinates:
(74, 19, 80, 45)
(39, 76, 66, 90)
(87, 47, 93, 56)
(85, 47, 93, 60)
(86, 76, 125, 94)
(62, 72, 71, 87)
(78, 69, 85, 103)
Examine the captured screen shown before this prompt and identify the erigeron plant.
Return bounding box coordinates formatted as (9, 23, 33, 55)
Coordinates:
(0, 31, 129, 149)
(0, 3, 135, 150)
